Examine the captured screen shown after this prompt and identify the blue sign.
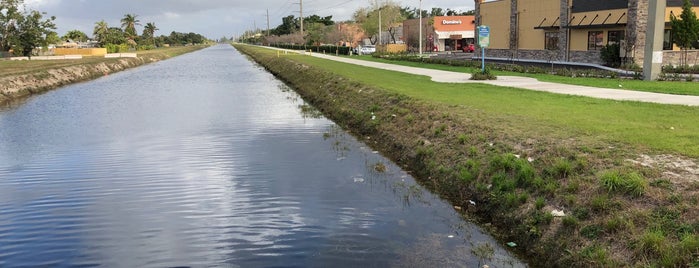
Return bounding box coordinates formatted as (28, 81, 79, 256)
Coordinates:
(478, 26, 490, 48)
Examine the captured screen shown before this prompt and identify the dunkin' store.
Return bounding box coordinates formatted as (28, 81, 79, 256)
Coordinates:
(432, 15, 476, 52)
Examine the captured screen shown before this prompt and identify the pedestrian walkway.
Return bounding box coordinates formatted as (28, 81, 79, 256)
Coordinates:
(304, 52, 699, 107)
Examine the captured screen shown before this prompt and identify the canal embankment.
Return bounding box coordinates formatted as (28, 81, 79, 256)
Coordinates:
(234, 44, 699, 267)
(0, 46, 208, 105)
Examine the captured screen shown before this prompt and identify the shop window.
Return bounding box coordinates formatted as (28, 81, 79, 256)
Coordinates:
(545, 32, 559, 50)
(588, 31, 604, 50)
(607, 30, 625, 45)
(663, 29, 673, 50)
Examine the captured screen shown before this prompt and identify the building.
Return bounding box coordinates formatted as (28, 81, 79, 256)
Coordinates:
(433, 16, 477, 52)
(475, 0, 699, 65)
(403, 15, 476, 52)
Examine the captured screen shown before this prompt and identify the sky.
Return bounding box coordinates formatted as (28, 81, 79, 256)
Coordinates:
(23, 0, 476, 40)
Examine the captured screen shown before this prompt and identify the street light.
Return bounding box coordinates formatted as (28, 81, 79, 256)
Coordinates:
(419, 0, 422, 55)
(379, 4, 382, 45)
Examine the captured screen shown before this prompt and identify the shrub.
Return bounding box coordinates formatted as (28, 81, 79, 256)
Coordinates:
(535, 197, 545, 210)
(639, 230, 667, 257)
(601, 43, 621, 67)
(470, 68, 497, 80)
(600, 170, 648, 197)
(580, 224, 603, 239)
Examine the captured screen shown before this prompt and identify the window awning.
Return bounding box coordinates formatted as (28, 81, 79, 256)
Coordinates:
(435, 30, 475, 39)
(565, 23, 626, 29)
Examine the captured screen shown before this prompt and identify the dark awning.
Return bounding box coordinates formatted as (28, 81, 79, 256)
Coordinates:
(564, 23, 626, 29)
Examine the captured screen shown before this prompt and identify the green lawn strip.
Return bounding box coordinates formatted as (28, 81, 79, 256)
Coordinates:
(285, 52, 699, 158)
(344, 54, 699, 96)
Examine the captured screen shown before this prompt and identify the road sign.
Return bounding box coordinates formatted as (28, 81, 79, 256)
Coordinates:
(478, 26, 490, 48)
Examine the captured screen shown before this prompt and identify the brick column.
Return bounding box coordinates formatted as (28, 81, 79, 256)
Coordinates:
(559, 0, 570, 61)
(510, 0, 518, 58)
(627, 0, 649, 65)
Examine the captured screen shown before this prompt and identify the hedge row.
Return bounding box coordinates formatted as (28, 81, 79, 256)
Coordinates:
(268, 44, 352, 55)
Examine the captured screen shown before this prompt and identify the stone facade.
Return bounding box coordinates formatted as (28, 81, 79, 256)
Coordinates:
(474, 0, 694, 66)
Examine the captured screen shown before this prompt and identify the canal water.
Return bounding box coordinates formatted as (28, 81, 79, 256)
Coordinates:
(0, 45, 524, 267)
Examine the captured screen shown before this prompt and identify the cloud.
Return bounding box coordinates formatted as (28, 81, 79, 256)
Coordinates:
(23, 0, 475, 39)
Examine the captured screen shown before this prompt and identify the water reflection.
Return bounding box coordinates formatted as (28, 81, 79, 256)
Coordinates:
(0, 45, 524, 267)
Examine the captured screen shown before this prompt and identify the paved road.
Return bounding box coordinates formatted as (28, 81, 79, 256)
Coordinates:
(304, 52, 699, 107)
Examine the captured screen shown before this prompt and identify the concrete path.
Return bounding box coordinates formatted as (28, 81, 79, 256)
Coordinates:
(306, 52, 699, 107)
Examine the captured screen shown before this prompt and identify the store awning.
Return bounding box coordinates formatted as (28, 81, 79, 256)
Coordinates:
(435, 30, 475, 39)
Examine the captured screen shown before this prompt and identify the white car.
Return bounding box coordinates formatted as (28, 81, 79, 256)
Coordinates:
(356, 45, 376, 55)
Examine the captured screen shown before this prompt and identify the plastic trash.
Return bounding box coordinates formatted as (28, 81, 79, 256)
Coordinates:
(506, 242, 517, 247)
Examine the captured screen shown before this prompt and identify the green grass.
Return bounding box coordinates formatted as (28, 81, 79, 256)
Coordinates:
(265, 48, 699, 157)
(344, 54, 699, 96)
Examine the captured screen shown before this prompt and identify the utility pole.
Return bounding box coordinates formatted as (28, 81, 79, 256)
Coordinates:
(419, 0, 422, 55)
(266, 9, 270, 36)
(300, 0, 304, 37)
(643, 0, 665, 81)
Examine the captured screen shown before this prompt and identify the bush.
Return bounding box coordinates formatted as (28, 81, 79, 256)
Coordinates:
(600, 43, 621, 67)
(600, 170, 647, 197)
(470, 68, 497, 80)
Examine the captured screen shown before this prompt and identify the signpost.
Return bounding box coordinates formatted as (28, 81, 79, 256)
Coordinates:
(478, 25, 490, 73)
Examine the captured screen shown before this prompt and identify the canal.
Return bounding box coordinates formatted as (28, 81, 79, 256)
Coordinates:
(0, 45, 524, 267)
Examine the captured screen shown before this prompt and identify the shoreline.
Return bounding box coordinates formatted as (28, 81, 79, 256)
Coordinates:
(0, 46, 207, 105)
(234, 44, 699, 267)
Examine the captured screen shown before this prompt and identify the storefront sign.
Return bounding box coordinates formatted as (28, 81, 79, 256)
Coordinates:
(450, 34, 463, 40)
(442, 20, 462, 25)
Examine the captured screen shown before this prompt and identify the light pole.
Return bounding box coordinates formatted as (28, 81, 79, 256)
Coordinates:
(419, 0, 422, 55)
(379, 5, 382, 45)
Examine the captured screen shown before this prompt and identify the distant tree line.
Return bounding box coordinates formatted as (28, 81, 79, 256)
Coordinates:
(0, 0, 210, 57)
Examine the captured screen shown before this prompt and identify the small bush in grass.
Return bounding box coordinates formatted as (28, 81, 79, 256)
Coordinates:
(600, 170, 648, 197)
(470, 68, 497, 80)
(605, 216, 627, 233)
(535, 197, 545, 210)
(579, 245, 615, 266)
(624, 172, 648, 197)
(680, 234, 699, 256)
(601, 171, 624, 192)
(639, 230, 668, 257)
(580, 224, 603, 239)
(562, 215, 579, 228)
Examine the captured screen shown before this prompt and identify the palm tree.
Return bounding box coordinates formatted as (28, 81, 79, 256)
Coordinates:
(93, 20, 109, 45)
(120, 14, 140, 40)
(143, 22, 159, 46)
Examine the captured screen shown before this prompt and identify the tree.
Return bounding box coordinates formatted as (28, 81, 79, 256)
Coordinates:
(120, 13, 140, 39)
(1, 0, 55, 56)
(102, 27, 126, 46)
(0, 0, 24, 52)
(15, 10, 56, 57)
(430, 7, 445, 16)
(353, 1, 405, 45)
(670, 0, 699, 66)
(93, 20, 109, 46)
(272, 15, 298, 36)
(142, 22, 158, 46)
(63, 29, 88, 42)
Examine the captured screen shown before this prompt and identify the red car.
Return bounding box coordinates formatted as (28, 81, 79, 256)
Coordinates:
(463, 43, 475, 53)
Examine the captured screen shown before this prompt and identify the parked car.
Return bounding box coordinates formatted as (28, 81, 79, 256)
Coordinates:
(355, 45, 376, 55)
(463, 43, 475, 53)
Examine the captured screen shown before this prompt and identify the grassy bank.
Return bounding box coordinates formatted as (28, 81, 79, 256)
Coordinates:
(0, 45, 208, 104)
(351, 55, 699, 96)
(235, 44, 699, 267)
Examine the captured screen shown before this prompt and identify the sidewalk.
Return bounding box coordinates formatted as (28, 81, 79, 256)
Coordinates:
(305, 52, 699, 107)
